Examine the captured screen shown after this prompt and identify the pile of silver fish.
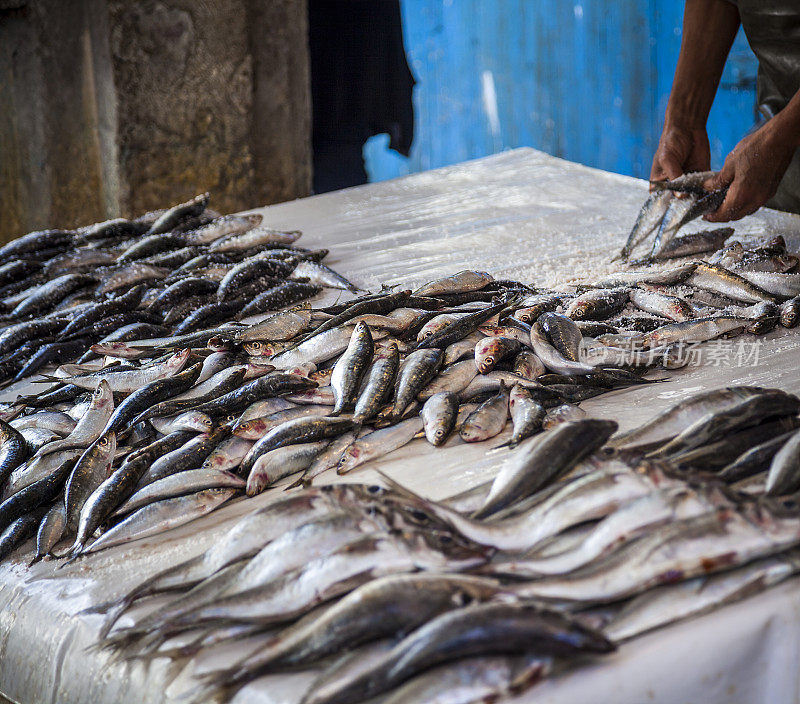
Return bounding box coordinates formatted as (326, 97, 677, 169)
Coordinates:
(85, 385, 800, 704)
(0, 192, 352, 384)
(0, 180, 797, 702)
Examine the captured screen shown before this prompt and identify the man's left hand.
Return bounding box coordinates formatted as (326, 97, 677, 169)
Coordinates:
(704, 121, 796, 222)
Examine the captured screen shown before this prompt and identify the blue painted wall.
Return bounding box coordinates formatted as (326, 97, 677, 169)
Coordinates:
(365, 0, 759, 183)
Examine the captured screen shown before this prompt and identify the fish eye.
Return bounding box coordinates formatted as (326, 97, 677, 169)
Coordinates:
(367, 485, 381, 494)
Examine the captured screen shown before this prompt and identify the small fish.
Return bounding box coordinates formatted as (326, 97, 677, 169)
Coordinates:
(460, 384, 509, 443)
(641, 315, 747, 348)
(542, 402, 587, 429)
(618, 189, 673, 260)
(565, 288, 629, 321)
(246, 441, 330, 495)
(474, 336, 522, 373)
(766, 428, 800, 496)
(413, 270, 493, 297)
(688, 262, 778, 303)
(338, 418, 423, 474)
(353, 342, 400, 424)
(63, 431, 117, 531)
(331, 322, 373, 415)
(629, 288, 693, 322)
(501, 384, 545, 447)
(420, 392, 459, 446)
(390, 348, 443, 419)
(418, 359, 478, 400)
(83, 487, 237, 555)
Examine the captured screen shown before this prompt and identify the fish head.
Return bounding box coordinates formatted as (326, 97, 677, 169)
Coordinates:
(96, 430, 117, 460)
(168, 348, 192, 372)
(91, 380, 114, 411)
(243, 341, 268, 356)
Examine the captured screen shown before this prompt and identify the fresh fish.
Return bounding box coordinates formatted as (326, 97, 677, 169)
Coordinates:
(353, 342, 400, 424)
(650, 390, 800, 458)
(780, 296, 800, 328)
(459, 384, 509, 443)
(542, 402, 586, 429)
(233, 405, 332, 440)
(493, 487, 716, 577)
(618, 189, 673, 260)
(605, 553, 800, 641)
(338, 418, 423, 474)
(82, 487, 237, 555)
(738, 271, 800, 299)
(652, 227, 733, 260)
(0, 420, 28, 487)
(500, 384, 545, 447)
(147, 193, 209, 235)
(246, 441, 330, 495)
(418, 313, 468, 341)
(32, 499, 66, 563)
(390, 348, 443, 419)
(302, 601, 612, 704)
(113, 469, 245, 517)
(209, 226, 301, 252)
(719, 431, 796, 483)
(104, 361, 202, 433)
(413, 271, 493, 297)
(474, 336, 522, 373)
(421, 392, 459, 446)
(566, 288, 629, 321)
(688, 262, 778, 303)
(331, 322, 373, 414)
(642, 315, 747, 348)
(237, 304, 313, 341)
(418, 359, 478, 400)
(184, 213, 263, 245)
(629, 288, 693, 322)
(139, 427, 231, 486)
(513, 504, 800, 603)
(529, 321, 596, 375)
(512, 349, 546, 380)
(476, 419, 617, 518)
(592, 263, 698, 289)
(149, 410, 213, 435)
(65, 348, 191, 393)
(766, 428, 800, 496)
(96, 264, 169, 295)
(205, 573, 503, 695)
(201, 436, 254, 472)
(608, 386, 772, 450)
(291, 260, 359, 292)
(297, 430, 359, 486)
(412, 299, 509, 351)
(63, 431, 117, 531)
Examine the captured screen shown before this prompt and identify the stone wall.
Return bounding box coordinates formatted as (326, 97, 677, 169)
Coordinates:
(0, 0, 310, 243)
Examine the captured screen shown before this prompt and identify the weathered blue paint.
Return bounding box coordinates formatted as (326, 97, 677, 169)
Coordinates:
(365, 1, 759, 183)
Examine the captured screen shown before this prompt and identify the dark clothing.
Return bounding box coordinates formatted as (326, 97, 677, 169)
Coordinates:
(309, 0, 415, 193)
(730, 0, 800, 213)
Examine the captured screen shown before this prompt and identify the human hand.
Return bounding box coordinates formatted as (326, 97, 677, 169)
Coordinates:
(703, 122, 796, 222)
(650, 124, 711, 187)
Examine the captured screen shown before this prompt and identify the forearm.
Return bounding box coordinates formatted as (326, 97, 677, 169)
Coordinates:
(767, 89, 800, 150)
(665, 0, 740, 129)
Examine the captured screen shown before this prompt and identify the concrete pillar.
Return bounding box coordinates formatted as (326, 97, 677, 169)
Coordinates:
(0, 0, 310, 243)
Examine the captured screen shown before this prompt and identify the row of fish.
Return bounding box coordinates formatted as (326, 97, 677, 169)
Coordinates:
(0, 193, 356, 384)
(0, 185, 798, 702)
(79, 385, 800, 703)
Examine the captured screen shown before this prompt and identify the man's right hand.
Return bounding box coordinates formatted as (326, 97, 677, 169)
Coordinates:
(649, 124, 711, 186)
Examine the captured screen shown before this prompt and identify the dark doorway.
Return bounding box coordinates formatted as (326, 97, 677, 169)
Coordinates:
(308, 0, 415, 193)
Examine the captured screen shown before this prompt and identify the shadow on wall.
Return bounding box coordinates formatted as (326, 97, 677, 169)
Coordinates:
(366, 0, 759, 183)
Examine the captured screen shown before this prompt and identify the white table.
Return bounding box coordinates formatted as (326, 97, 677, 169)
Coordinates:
(1, 148, 799, 704)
